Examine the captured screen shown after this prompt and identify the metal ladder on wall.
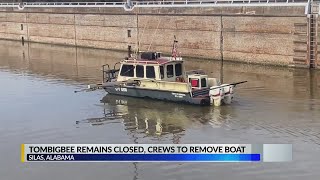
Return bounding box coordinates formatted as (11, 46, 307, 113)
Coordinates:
(308, 2, 319, 68)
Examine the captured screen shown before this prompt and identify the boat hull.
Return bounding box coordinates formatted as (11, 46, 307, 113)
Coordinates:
(104, 86, 211, 105)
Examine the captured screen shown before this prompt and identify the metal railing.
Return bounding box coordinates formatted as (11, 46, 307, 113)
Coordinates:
(0, 2, 126, 8)
(134, 0, 309, 7)
(0, 1, 312, 11)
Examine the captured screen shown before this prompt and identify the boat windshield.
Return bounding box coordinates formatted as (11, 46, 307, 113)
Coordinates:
(120, 64, 134, 77)
(175, 63, 182, 76)
(146, 66, 156, 78)
(160, 66, 164, 79)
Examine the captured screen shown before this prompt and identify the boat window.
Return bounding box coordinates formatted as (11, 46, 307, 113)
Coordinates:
(201, 78, 207, 87)
(120, 64, 134, 77)
(175, 63, 182, 76)
(146, 66, 155, 78)
(167, 65, 174, 78)
(190, 79, 199, 87)
(160, 66, 164, 79)
(136, 65, 144, 78)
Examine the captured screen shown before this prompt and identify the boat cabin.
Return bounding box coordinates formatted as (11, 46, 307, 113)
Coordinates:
(115, 52, 219, 92)
(188, 74, 209, 89)
(117, 52, 185, 82)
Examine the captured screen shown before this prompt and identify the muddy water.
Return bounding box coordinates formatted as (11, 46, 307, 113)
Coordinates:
(0, 40, 319, 180)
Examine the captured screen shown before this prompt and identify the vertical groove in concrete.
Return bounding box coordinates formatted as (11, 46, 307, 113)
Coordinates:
(307, 14, 311, 68)
(313, 14, 318, 68)
(73, 13, 77, 47)
(220, 15, 223, 62)
(136, 8, 139, 55)
(26, 12, 29, 41)
(219, 15, 224, 83)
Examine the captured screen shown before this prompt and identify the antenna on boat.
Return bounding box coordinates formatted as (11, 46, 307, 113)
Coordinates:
(172, 35, 178, 60)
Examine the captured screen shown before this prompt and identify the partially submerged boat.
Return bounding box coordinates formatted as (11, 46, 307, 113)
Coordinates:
(85, 39, 246, 106)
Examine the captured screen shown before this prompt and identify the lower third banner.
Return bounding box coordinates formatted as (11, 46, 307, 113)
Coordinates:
(26, 154, 261, 162)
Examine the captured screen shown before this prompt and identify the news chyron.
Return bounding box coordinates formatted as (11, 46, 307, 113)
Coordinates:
(21, 144, 292, 162)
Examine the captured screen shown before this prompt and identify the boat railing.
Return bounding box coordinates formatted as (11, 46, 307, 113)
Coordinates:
(102, 63, 120, 83)
(185, 69, 206, 76)
(123, 59, 161, 65)
(123, 56, 183, 64)
(102, 64, 110, 83)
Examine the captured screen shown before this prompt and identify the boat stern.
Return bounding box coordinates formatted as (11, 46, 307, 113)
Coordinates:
(209, 84, 234, 107)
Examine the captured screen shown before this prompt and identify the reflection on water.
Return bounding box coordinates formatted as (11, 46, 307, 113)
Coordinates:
(77, 95, 234, 141)
(0, 40, 320, 180)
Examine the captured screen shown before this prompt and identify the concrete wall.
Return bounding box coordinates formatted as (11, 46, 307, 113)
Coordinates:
(2, 40, 319, 100)
(0, 6, 310, 66)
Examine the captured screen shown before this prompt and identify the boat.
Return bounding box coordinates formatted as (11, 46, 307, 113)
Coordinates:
(83, 38, 247, 106)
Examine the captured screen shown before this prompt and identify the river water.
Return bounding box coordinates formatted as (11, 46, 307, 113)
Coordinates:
(0, 40, 319, 180)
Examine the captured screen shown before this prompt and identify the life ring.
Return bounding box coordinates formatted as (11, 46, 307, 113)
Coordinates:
(18, 3, 25, 10)
(123, 3, 134, 11)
